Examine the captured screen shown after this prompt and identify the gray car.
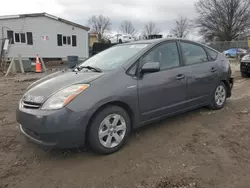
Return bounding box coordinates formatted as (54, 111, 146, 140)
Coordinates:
(16, 38, 234, 154)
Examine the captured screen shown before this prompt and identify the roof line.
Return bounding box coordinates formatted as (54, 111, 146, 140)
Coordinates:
(0, 12, 90, 31)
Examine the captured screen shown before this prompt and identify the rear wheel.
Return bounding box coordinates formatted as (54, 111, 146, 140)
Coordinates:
(88, 105, 131, 154)
(119, 39, 122, 43)
(209, 82, 227, 110)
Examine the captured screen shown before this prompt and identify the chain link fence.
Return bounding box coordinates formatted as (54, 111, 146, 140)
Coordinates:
(208, 40, 249, 52)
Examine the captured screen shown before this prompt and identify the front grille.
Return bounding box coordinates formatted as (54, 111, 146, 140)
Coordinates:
(241, 62, 250, 67)
(22, 101, 41, 109)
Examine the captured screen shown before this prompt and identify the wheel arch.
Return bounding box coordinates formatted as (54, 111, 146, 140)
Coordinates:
(221, 79, 231, 98)
(86, 101, 135, 134)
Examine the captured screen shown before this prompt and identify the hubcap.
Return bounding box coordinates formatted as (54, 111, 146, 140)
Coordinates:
(99, 114, 126, 148)
(215, 85, 226, 106)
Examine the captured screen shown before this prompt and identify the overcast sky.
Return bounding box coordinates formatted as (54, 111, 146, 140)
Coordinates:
(1, 0, 200, 38)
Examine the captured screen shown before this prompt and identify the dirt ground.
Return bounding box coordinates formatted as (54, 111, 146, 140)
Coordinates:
(1, 63, 250, 188)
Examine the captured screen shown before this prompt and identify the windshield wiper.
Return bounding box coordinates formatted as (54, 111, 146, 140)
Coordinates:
(75, 66, 102, 73)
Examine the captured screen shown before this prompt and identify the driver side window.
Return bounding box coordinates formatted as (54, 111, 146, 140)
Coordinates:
(142, 42, 180, 71)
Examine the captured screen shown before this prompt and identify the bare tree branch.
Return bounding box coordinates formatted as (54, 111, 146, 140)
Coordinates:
(171, 16, 190, 38)
(88, 14, 112, 40)
(195, 0, 250, 41)
(119, 20, 137, 36)
(142, 21, 161, 38)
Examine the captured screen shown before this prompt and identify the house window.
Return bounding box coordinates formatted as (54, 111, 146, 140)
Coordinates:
(20, 33, 26, 43)
(6, 31, 32, 45)
(57, 34, 74, 46)
(15, 33, 20, 43)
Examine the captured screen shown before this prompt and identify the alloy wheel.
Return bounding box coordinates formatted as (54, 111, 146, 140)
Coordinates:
(98, 114, 126, 148)
(215, 85, 226, 106)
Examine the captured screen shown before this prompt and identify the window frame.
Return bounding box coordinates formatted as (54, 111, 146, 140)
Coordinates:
(57, 34, 74, 46)
(204, 46, 219, 61)
(178, 40, 212, 66)
(125, 40, 183, 77)
(139, 40, 182, 72)
(126, 60, 139, 77)
(26, 32, 33, 45)
(20, 33, 26, 43)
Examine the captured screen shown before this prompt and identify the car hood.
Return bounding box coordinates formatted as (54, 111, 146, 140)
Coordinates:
(241, 54, 250, 62)
(23, 69, 104, 103)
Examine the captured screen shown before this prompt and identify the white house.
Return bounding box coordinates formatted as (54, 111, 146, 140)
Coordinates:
(0, 12, 90, 62)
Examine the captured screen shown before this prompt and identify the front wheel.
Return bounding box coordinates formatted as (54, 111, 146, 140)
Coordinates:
(209, 82, 227, 110)
(88, 106, 131, 154)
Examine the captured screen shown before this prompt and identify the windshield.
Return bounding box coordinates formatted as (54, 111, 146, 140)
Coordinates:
(78, 44, 148, 71)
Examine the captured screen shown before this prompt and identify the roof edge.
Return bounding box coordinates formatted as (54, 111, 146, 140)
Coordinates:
(0, 12, 90, 31)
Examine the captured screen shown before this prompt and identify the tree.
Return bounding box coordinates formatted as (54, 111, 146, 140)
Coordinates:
(171, 16, 190, 38)
(119, 20, 137, 36)
(142, 21, 161, 37)
(88, 14, 111, 40)
(195, 0, 250, 41)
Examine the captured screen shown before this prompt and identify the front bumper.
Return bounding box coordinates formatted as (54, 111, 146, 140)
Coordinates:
(240, 61, 250, 73)
(16, 107, 91, 148)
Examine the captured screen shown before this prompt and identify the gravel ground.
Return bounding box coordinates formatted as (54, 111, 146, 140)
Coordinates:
(1, 63, 250, 188)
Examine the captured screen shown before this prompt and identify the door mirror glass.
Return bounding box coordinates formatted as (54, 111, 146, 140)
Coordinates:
(141, 62, 160, 73)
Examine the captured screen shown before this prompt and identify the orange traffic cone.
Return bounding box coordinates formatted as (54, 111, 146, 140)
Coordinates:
(35, 54, 42, 73)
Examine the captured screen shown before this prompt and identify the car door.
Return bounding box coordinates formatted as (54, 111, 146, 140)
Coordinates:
(138, 41, 188, 123)
(179, 41, 219, 107)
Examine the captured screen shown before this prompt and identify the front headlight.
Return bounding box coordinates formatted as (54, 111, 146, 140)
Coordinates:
(41, 84, 90, 110)
(242, 55, 250, 61)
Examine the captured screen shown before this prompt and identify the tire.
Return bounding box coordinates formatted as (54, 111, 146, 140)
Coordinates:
(119, 39, 122, 43)
(225, 54, 230, 58)
(88, 105, 131, 154)
(209, 82, 227, 110)
(241, 72, 248, 78)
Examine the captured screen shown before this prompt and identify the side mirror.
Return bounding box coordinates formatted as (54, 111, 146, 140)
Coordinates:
(141, 62, 160, 73)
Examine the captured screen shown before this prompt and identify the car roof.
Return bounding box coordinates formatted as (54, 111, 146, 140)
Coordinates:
(118, 38, 221, 52)
(122, 38, 206, 46)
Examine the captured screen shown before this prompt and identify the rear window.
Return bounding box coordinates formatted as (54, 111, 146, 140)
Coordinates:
(206, 48, 218, 60)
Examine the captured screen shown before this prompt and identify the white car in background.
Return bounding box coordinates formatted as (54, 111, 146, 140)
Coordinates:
(109, 34, 134, 44)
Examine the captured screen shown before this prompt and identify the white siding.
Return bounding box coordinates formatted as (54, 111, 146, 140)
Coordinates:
(0, 16, 89, 59)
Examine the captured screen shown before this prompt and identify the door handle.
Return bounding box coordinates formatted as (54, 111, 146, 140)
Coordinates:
(176, 74, 185, 80)
(211, 67, 216, 72)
